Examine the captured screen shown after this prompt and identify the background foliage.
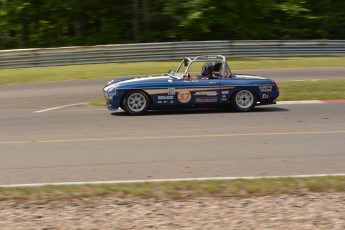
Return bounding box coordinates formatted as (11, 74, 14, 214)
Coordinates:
(0, 0, 344, 49)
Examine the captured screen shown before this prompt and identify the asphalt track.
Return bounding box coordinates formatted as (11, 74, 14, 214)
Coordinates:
(0, 67, 344, 185)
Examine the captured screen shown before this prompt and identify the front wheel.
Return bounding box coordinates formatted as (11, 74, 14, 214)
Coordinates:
(231, 90, 256, 112)
(123, 90, 150, 115)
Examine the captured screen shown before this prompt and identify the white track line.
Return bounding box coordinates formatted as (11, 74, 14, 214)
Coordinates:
(289, 79, 328, 82)
(277, 100, 325, 105)
(33, 102, 87, 113)
(32, 100, 340, 114)
(1, 174, 345, 188)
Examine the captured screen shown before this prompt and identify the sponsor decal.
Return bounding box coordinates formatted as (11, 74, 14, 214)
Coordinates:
(194, 91, 217, 96)
(259, 85, 272, 92)
(158, 95, 174, 100)
(221, 91, 229, 94)
(158, 100, 173, 104)
(221, 95, 227, 101)
(196, 97, 217, 103)
(168, 88, 176, 95)
(178, 90, 191, 103)
(262, 94, 270, 99)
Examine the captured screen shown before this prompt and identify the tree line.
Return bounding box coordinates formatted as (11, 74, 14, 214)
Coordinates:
(0, 0, 344, 49)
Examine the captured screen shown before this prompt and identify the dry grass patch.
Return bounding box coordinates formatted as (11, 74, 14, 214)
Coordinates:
(0, 176, 344, 202)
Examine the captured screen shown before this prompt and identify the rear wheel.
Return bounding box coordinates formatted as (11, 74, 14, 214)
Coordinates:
(123, 90, 150, 115)
(231, 90, 256, 112)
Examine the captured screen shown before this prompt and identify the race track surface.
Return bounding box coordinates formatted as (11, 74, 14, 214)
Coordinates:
(0, 67, 344, 185)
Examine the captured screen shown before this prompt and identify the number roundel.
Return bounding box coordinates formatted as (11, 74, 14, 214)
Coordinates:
(178, 90, 191, 103)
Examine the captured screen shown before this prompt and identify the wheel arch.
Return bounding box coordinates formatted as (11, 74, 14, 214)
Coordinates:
(121, 89, 153, 109)
(229, 89, 259, 103)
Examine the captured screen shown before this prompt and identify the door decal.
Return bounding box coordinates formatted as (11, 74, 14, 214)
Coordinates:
(178, 90, 191, 103)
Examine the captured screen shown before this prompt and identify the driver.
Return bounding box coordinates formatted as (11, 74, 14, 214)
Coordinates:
(201, 62, 214, 79)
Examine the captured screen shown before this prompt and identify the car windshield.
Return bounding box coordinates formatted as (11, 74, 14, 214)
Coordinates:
(179, 61, 205, 76)
(165, 70, 182, 79)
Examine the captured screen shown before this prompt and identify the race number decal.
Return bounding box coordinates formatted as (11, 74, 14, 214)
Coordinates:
(178, 90, 191, 103)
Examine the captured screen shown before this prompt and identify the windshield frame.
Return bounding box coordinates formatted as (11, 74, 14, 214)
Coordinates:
(173, 55, 232, 80)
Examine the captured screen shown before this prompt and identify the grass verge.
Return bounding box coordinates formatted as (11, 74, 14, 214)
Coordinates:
(90, 79, 345, 107)
(0, 176, 344, 201)
(0, 56, 344, 85)
(278, 79, 345, 101)
(89, 98, 106, 107)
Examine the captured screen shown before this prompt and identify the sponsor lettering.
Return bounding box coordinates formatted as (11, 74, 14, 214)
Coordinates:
(168, 88, 176, 95)
(158, 100, 173, 104)
(158, 95, 174, 100)
(221, 91, 229, 94)
(196, 97, 217, 103)
(194, 91, 217, 96)
(262, 94, 269, 99)
(259, 86, 272, 92)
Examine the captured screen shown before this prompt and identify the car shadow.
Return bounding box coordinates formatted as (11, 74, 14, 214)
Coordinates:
(111, 106, 289, 116)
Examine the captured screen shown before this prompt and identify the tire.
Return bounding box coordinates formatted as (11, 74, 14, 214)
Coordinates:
(231, 90, 256, 112)
(123, 90, 150, 115)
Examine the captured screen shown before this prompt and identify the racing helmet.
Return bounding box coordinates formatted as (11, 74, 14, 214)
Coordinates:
(201, 62, 214, 77)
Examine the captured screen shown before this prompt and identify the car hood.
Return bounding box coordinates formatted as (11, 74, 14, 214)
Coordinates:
(105, 75, 174, 90)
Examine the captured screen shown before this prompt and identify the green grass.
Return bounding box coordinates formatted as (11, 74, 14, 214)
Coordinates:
(0, 56, 344, 85)
(229, 56, 345, 69)
(89, 98, 106, 107)
(278, 79, 345, 101)
(0, 176, 344, 201)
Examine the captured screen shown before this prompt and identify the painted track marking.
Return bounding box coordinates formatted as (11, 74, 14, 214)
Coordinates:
(30, 100, 344, 114)
(277, 100, 325, 105)
(1, 130, 344, 145)
(1, 174, 345, 188)
(33, 102, 87, 113)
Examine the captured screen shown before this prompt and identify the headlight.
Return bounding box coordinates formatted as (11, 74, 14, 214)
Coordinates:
(107, 88, 116, 99)
(104, 83, 117, 100)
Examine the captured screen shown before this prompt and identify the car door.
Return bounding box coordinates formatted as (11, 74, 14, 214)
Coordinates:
(177, 78, 221, 107)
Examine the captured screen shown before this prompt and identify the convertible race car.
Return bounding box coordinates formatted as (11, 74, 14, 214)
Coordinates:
(103, 55, 279, 115)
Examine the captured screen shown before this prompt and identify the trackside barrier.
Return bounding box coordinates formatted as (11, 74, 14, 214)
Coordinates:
(0, 40, 344, 69)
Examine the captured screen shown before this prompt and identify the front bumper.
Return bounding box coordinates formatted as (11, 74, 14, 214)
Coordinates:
(105, 99, 121, 111)
(103, 87, 121, 111)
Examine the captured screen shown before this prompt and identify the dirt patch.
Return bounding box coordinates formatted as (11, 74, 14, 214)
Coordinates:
(0, 192, 344, 229)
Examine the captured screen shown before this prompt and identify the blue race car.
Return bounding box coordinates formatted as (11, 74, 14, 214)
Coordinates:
(103, 55, 279, 115)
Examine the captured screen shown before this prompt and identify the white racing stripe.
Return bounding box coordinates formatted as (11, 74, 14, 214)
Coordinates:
(1, 174, 345, 188)
(33, 102, 87, 113)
